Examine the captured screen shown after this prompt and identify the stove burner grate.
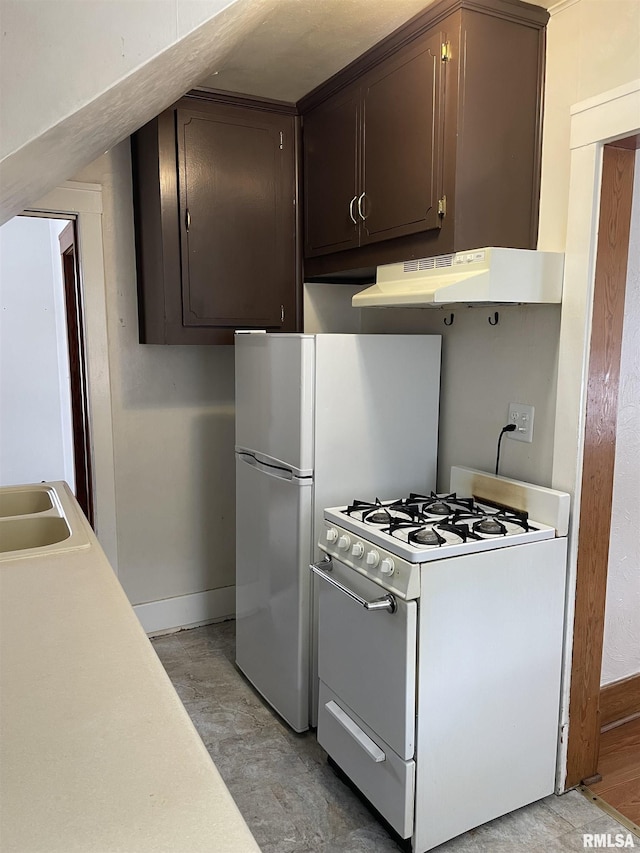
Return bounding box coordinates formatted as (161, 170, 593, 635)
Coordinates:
(408, 491, 476, 515)
(436, 521, 478, 542)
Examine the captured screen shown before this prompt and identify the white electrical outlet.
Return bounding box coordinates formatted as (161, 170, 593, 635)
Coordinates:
(508, 403, 535, 443)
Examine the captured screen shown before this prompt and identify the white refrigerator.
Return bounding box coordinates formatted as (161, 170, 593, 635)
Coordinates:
(234, 333, 441, 732)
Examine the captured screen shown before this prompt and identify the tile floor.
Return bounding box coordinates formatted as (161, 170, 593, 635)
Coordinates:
(152, 622, 635, 853)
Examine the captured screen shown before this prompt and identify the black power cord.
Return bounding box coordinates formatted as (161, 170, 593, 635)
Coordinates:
(495, 423, 517, 475)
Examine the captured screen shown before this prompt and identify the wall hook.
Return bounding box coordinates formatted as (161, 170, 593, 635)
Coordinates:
(488, 312, 499, 326)
(444, 313, 455, 326)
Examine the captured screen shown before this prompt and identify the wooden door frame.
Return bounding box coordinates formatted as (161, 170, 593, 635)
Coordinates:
(565, 142, 636, 787)
(59, 220, 94, 527)
(552, 81, 640, 791)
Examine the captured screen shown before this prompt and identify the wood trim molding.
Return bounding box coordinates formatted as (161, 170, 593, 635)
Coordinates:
(187, 88, 298, 115)
(564, 144, 636, 788)
(600, 674, 640, 731)
(27, 183, 118, 571)
(134, 586, 235, 636)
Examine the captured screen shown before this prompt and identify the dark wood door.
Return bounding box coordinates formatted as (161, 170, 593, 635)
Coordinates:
(360, 29, 445, 246)
(177, 104, 296, 329)
(303, 82, 360, 257)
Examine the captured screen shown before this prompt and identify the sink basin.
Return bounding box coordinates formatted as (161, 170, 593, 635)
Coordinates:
(0, 488, 54, 518)
(0, 517, 71, 553)
(0, 482, 90, 559)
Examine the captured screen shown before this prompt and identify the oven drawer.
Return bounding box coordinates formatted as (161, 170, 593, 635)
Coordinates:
(318, 681, 415, 839)
(316, 556, 417, 758)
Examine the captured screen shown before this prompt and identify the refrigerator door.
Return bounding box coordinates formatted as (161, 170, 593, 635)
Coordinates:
(235, 451, 313, 732)
(312, 334, 441, 552)
(234, 333, 315, 474)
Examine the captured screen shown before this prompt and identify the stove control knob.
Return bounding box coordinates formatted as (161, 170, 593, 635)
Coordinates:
(337, 534, 351, 551)
(351, 542, 365, 558)
(326, 527, 338, 543)
(380, 557, 395, 576)
(365, 549, 380, 568)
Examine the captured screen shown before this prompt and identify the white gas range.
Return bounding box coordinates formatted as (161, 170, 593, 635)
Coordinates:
(312, 466, 570, 852)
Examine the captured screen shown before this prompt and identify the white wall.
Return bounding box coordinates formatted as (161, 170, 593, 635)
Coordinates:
(0, 216, 74, 488)
(361, 305, 561, 492)
(538, 0, 640, 252)
(72, 145, 236, 617)
(601, 151, 640, 686)
(303, 283, 363, 334)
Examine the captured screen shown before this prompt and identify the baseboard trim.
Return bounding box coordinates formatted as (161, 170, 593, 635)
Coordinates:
(600, 672, 640, 730)
(133, 586, 235, 636)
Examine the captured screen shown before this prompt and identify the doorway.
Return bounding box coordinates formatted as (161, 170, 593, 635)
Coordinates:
(0, 214, 93, 523)
(560, 132, 639, 813)
(0, 215, 74, 486)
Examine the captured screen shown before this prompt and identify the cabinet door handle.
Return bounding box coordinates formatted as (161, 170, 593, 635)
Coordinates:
(357, 192, 367, 221)
(348, 195, 358, 225)
(185, 208, 191, 232)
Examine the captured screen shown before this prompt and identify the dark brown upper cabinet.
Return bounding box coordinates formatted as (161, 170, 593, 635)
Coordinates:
(132, 95, 300, 344)
(300, 0, 549, 280)
(303, 83, 360, 256)
(304, 29, 444, 260)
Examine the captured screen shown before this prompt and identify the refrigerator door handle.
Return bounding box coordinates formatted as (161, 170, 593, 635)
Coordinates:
(236, 451, 296, 482)
(237, 451, 258, 466)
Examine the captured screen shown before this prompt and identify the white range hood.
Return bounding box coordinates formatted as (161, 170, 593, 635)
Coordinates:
(352, 247, 565, 308)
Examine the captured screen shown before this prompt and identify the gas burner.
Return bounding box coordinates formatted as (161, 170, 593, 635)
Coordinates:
(424, 501, 452, 516)
(410, 527, 444, 547)
(474, 517, 507, 536)
(385, 519, 437, 544)
(364, 507, 415, 525)
(365, 508, 395, 525)
(409, 491, 476, 515)
(345, 498, 415, 520)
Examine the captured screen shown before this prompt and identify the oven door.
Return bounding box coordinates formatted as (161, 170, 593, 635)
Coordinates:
(315, 556, 417, 758)
(315, 556, 417, 838)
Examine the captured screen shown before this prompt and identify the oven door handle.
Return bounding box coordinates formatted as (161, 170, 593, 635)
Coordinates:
(310, 558, 397, 614)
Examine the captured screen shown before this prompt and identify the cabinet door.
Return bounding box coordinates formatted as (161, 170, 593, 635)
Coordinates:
(303, 83, 360, 257)
(177, 105, 295, 329)
(360, 29, 445, 245)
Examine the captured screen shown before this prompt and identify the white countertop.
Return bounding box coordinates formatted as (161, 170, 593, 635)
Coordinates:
(0, 482, 260, 853)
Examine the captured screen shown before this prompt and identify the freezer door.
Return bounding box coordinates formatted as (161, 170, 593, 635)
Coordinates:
(234, 333, 315, 474)
(235, 452, 313, 732)
(313, 334, 441, 537)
